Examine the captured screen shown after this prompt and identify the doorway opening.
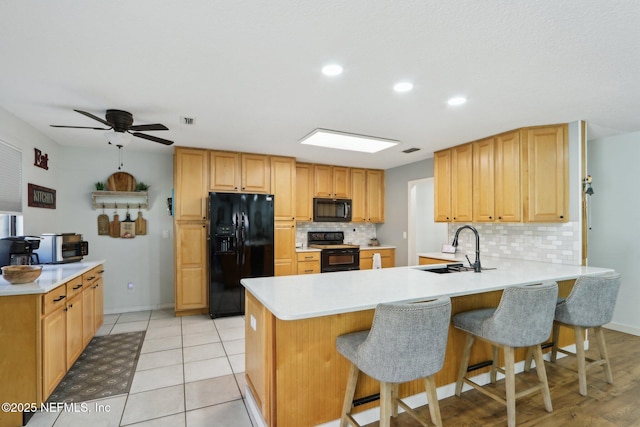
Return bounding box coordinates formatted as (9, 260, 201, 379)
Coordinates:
(407, 178, 448, 265)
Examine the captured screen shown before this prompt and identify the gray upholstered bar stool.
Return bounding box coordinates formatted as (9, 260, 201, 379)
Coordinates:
(526, 272, 621, 396)
(336, 298, 451, 427)
(453, 282, 558, 427)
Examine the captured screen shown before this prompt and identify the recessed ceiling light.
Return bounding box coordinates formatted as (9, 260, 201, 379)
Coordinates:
(394, 82, 414, 93)
(447, 96, 467, 106)
(322, 64, 343, 76)
(300, 129, 399, 153)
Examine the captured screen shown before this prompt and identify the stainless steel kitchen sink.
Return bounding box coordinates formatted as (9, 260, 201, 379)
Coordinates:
(419, 263, 474, 273)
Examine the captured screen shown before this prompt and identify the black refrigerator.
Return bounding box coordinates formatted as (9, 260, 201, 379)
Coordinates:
(209, 192, 274, 318)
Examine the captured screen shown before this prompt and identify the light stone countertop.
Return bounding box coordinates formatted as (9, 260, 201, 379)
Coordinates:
(0, 260, 105, 296)
(242, 258, 614, 321)
(360, 245, 395, 251)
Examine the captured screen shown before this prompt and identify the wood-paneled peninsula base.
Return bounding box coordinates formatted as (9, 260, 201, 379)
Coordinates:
(242, 259, 614, 427)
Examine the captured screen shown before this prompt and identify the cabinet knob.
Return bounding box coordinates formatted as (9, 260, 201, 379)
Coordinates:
(560, 215, 564, 219)
(489, 216, 492, 219)
(498, 216, 502, 220)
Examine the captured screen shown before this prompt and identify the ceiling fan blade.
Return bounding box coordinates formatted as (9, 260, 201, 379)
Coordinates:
(129, 123, 169, 131)
(131, 132, 174, 146)
(50, 125, 112, 130)
(74, 109, 113, 127)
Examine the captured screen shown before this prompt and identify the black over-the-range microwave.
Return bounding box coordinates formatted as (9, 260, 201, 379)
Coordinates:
(313, 198, 352, 222)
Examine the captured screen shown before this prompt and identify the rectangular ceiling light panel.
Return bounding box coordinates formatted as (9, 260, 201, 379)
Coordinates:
(299, 129, 398, 153)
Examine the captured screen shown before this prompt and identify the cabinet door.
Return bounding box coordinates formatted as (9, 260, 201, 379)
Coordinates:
(366, 169, 385, 222)
(66, 294, 84, 368)
(274, 221, 296, 276)
(82, 285, 95, 347)
(434, 149, 452, 222)
(332, 166, 351, 198)
(314, 165, 333, 197)
(350, 168, 366, 222)
(271, 156, 295, 221)
(473, 138, 495, 222)
(42, 307, 66, 399)
(93, 277, 104, 332)
(210, 151, 241, 192)
(175, 222, 208, 311)
(451, 143, 473, 222)
(175, 148, 208, 220)
(495, 131, 521, 222)
(295, 163, 313, 221)
(523, 125, 568, 222)
(242, 154, 271, 193)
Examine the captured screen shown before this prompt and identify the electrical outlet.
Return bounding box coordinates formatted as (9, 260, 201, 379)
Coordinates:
(127, 282, 134, 292)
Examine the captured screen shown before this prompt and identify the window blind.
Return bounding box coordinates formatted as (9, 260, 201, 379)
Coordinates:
(0, 139, 22, 214)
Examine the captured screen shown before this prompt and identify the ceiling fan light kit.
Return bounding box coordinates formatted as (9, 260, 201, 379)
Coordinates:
(50, 109, 174, 146)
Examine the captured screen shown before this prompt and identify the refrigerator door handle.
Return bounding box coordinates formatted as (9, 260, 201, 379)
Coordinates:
(241, 211, 246, 264)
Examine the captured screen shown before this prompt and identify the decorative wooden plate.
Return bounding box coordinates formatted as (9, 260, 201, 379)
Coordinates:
(107, 172, 136, 191)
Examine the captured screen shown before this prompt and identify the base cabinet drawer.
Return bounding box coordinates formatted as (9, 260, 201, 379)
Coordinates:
(296, 252, 321, 275)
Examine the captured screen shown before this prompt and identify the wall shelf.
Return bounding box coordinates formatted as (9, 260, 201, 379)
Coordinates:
(91, 191, 148, 210)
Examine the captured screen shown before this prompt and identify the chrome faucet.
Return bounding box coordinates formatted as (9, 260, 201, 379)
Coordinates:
(452, 225, 482, 273)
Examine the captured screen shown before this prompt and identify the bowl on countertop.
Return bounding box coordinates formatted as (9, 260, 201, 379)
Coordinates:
(1, 265, 43, 284)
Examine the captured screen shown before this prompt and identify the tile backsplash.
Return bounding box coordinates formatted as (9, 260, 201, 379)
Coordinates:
(296, 222, 377, 246)
(448, 221, 581, 265)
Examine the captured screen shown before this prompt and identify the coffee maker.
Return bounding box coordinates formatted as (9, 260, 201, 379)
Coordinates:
(0, 236, 41, 271)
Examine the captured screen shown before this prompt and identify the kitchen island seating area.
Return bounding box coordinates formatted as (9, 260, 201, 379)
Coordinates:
(336, 298, 451, 427)
(453, 282, 558, 427)
(524, 272, 622, 397)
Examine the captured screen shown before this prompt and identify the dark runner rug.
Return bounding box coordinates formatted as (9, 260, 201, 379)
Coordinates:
(47, 331, 145, 403)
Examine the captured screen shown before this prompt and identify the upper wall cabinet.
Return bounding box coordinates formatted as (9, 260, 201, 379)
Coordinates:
(174, 147, 209, 221)
(295, 163, 313, 221)
(209, 151, 271, 194)
(351, 168, 385, 223)
(522, 124, 568, 222)
(271, 156, 296, 221)
(436, 123, 568, 223)
(314, 165, 350, 198)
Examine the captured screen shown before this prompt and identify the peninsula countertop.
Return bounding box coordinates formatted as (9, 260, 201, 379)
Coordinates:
(241, 258, 614, 321)
(0, 260, 105, 296)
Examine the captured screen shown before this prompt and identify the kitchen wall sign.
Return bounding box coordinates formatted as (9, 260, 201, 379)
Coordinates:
(27, 183, 56, 209)
(34, 148, 49, 170)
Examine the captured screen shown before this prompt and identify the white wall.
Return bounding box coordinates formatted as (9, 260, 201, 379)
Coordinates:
(588, 131, 640, 335)
(408, 178, 448, 265)
(0, 107, 175, 314)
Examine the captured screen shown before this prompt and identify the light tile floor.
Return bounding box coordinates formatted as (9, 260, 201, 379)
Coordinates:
(28, 309, 253, 427)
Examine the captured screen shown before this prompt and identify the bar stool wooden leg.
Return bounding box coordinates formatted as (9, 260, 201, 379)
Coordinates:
(504, 346, 517, 427)
(380, 382, 392, 427)
(456, 334, 474, 396)
(340, 363, 359, 427)
(391, 383, 399, 417)
(424, 375, 443, 427)
(532, 344, 553, 412)
(573, 325, 588, 396)
(523, 346, 533, 372)
(550, 322, 561, 362)
(594, 326, 614, 384)
(490, 345, 499, 383)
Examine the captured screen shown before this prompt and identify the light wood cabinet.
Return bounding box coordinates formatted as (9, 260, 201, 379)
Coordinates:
(174, 222, 208, 312)
(473, 137, 495, 222)
(314, 165, 350, 198)
(351, 168, 385, 223)
(522, 124, 568, 222)
(0, 264, 106, 426)
(174, 147, 208, 221)
(359, 248, 395, 270)
(82, 266, 104, 345)
(434, 149, 452, 222)
(495, 130, 522, 222)
(209, 151, 271, 194)
(274, 221, 296, 276)
(295, 163, 313, 221)
(271, 156, 296, 221)
(451, 143, 473, 222)
(65, 293, 84, 368)
(42, 301, 66, 398)
(419, 256, 454, 265)
(296, 251, 321, 275)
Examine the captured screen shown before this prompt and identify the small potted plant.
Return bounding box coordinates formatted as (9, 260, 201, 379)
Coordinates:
(135, 182, 150, 192)
(95, 182, 105, 191)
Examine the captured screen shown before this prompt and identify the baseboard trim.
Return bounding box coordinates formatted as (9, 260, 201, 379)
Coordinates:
(605, 322, 640, 337)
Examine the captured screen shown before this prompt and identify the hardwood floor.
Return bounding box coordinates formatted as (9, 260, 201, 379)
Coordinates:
(362, 329, 640, 427)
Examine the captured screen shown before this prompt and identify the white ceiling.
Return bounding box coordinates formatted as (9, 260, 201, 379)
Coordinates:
(1, 1, 639, 170)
